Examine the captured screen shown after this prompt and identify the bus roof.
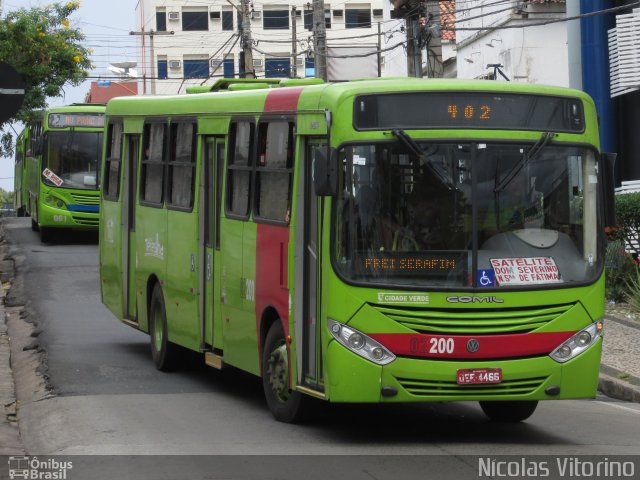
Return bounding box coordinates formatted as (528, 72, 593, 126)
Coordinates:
(105, 78, 595, 118)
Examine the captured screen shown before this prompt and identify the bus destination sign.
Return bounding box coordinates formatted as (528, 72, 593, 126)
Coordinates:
(48, 113, 105, 128)
(357, 251, 467, 279)
(354, 92, 585, 133)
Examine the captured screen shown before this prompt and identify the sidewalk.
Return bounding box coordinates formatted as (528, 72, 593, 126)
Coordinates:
(0, 267, 25, 454)
(600, 306, 640, 403)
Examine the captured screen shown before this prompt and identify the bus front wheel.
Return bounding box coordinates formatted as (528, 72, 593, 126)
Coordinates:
(262, 321, 307, 423)
(148, 283, 180, 371)
(479, 400, 538, 423)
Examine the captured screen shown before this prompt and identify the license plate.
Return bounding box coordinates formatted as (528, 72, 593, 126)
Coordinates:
(456, 368, 502, 385)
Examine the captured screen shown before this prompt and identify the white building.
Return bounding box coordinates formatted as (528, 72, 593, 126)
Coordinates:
(134, 0, 396, 95)
(455, 0, 568, 86)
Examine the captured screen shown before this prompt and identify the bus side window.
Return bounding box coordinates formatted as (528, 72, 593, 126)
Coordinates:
(255, 120, 294, 223)
(226, 121, 254, 219)
(140, 122, 166, 205)
(167, 121, 196, 209)
(103, 122, 123, 201)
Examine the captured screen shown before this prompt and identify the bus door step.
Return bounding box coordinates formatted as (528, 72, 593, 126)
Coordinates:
(204, 352, 224, 370)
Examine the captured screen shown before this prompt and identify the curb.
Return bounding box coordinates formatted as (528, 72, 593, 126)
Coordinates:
(598, 368, 640, 404)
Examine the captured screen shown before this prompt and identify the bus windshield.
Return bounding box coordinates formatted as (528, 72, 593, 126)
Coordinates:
(333, 141, 602, 289)
(44, 131, 103, 190)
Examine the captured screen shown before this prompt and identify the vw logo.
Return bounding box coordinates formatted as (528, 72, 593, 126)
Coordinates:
(467, 339, 480, 353)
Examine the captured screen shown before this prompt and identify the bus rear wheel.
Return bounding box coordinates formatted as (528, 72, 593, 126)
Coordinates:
(479, 400, 538, 423)
(262, 321, 307, 423)
(148, 283, 180, 371)
(31, 218, 38, 231)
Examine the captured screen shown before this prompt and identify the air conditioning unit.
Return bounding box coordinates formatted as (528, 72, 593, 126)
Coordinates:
(295, 10, 302, 18)
(169, 60, 181, 69)
(372, 9, 383, 17)
(210, 11, 221, 19)
(251, 10, 262, 20)
(333, 9, 343, 17)
(252, 59, 263, 68)
(168, 11, 180, 21)
(210, 59, 223, 70)
(295, 58, 304, 67)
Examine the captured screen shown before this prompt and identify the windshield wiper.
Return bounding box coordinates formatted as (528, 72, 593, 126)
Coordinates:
(391, 129, 454, 190)
(494, 131, 554, 193)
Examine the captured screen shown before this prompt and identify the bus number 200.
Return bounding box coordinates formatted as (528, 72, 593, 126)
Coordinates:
(410, 337, 455, 355)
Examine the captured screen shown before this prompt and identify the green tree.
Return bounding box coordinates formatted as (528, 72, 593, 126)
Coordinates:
(0, 1, 92, 157)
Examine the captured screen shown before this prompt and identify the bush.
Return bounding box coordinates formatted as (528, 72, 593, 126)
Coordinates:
(605, 240, 638, 302)
(626, 266, 640, 315)
(615, 192, 640, 255)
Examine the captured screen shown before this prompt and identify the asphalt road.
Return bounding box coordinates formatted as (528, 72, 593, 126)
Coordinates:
(3, 217, 640, 479)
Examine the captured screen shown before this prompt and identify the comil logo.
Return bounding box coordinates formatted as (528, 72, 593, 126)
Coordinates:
(7, 456, 73, 479)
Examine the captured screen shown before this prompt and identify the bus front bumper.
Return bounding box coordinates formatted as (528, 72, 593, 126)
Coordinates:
(323, 337, 602, 403)
(39, 203, 99, 230)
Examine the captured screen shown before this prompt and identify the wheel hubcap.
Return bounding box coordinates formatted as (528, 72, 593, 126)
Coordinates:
(267, 343, 290, 403)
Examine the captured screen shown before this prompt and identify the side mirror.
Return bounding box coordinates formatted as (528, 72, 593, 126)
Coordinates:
(33, 137, 43, 156)
(313, 146, 338, 196)
(601, 152, 617, 227)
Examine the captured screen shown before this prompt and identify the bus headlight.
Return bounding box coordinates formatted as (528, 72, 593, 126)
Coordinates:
(550, 320, 603, 363)
(44, 195, 66, 209)
(328, 319, 396, 366)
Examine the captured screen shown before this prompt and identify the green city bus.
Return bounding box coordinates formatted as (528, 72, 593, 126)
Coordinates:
(100, 78, 614, 423)
(15, 103, 105, 242)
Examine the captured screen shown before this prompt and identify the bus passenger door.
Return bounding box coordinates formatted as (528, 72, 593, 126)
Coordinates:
(295, 140, 325, 391)
(122, 134, 139, 321)
(201, 137, 225, 349)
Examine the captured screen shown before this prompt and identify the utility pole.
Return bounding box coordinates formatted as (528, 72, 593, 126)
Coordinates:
(239, 0, 255, 78)
(291, 6, 298, 78)
(312, 0, 328, 81)
(406, 15, 422, 77)
(129, 29, 174, 94)
(377, 22, 382, 77)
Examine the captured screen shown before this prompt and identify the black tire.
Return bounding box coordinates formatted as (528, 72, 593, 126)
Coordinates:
(262, 321, 308, 423)
(17, 206, 25, 217)
(148, 283, 180, 371)
(31, 218, 39, 231)
(479, 400, 538, 423)
(40, 227, 54, 243)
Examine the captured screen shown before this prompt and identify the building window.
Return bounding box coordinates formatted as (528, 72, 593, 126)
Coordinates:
(168, 122, 196, 209)
(345, 8, 371, 28)
(265, 58, 290, 78)
(222, 10, 233, 30)
(255, 121, 294, 223)
(305, 58, 315, 77)
(156, 10, 167, 31)
(141, 123, 166, 205)
(227, 122, 254, 218)
(304, 9, 331, 30)
(182, 10, 208, 31)
(103, 122, 123, 201)
(157, 59, 168, 80)
(223, 58, 234, 78)
(184, 59, 209, 78)
(263, 10, 289, 29)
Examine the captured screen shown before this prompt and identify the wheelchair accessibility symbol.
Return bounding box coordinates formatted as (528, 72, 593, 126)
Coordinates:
(478, 269, 495, 287)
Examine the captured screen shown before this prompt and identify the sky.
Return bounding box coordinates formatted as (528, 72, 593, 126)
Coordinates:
(0, 0, 138, 192)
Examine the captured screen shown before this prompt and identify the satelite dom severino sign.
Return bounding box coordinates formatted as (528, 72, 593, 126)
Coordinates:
(0, 62, 26, 123)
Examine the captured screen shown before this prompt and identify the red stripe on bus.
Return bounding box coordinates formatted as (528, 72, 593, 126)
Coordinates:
(369, 331, 575, 359)
(256, 223, 290, 336)
(264, 87, 304, 112)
